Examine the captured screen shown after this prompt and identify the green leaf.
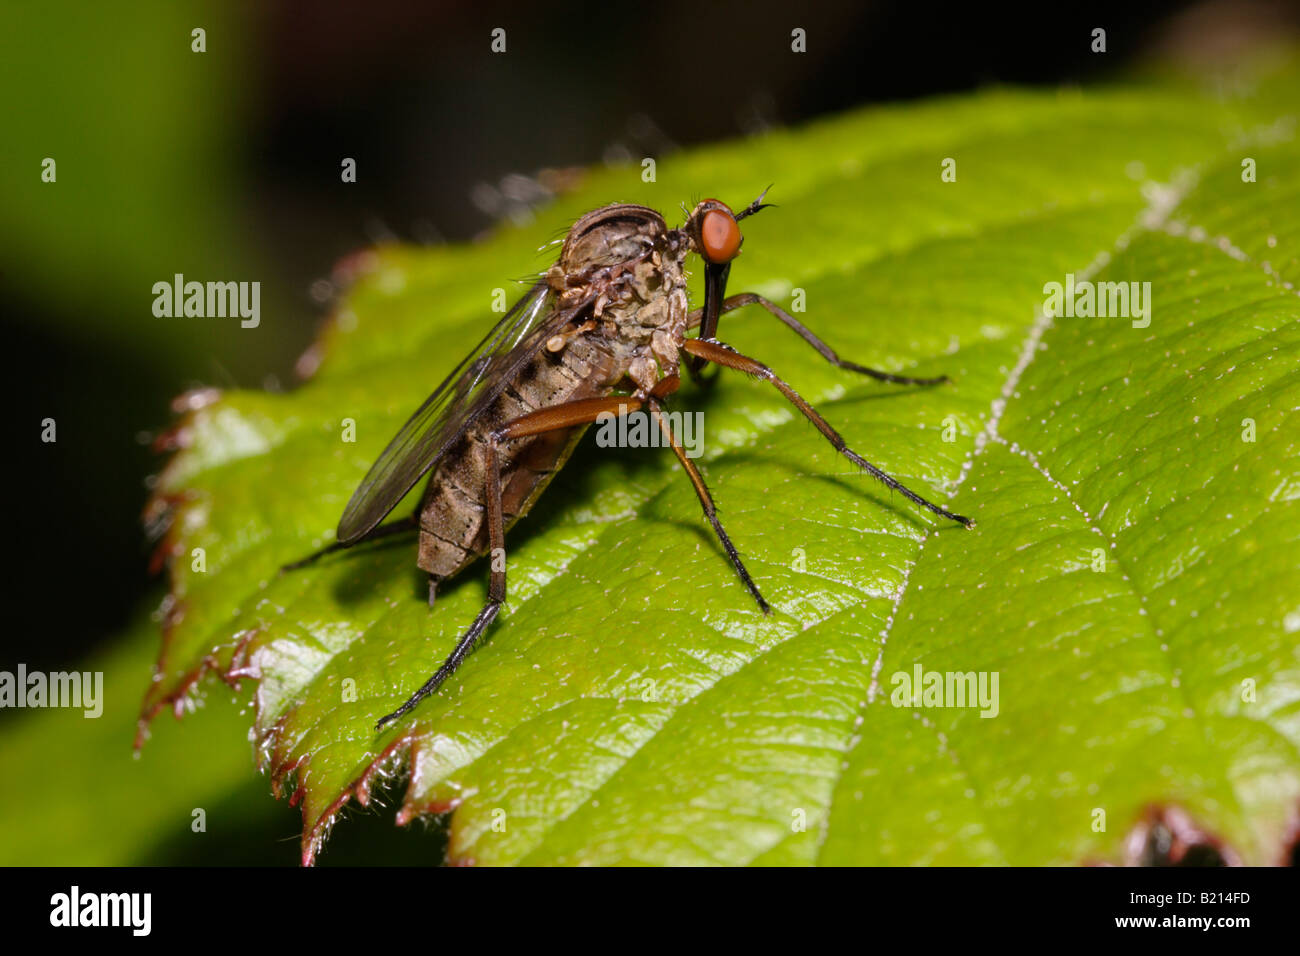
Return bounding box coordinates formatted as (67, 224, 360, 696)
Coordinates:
(0, 607, 450, 865)
(142, 65, 1300, 865)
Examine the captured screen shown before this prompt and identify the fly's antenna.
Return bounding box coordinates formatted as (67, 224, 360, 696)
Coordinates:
(735, 184, 775, 220)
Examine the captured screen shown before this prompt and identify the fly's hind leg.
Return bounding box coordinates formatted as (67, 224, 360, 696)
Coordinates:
(375, 392, 655, 731)
(280, 514, 418, 572)
(375, 438, 507, 731)
(687, 293, 949, 385)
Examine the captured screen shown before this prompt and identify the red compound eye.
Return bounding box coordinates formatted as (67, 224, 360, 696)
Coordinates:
(700, 207, 742, 263)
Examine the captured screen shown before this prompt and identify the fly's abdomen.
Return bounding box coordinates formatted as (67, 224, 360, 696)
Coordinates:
(416, 335, 621, 579)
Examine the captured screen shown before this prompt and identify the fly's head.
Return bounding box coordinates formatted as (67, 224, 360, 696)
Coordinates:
(680, 188, 773, 353)
(681, 188, 772, 270)
(683, 199, 744, 266)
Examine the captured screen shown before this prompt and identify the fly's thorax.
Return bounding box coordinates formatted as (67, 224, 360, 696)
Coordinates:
(549, 203, 665, 306)
(644, 248, 690, 375)
(560, 204, 665, 271)
(544, 203, 694, 392)
(601, 242, 689, 390)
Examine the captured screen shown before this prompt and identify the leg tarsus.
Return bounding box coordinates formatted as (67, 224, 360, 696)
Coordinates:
(376, 438, 509, 731)
(648, 398, 771, 613)
(280, 540, 347, 572)
(280, 515, 417, 573)
(703, 506, 771, 614)
(833, 357, 949, 386)
(375, 599, 501, 730)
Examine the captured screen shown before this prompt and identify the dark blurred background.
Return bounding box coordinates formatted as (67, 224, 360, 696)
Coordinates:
(3, 0, 1295, 671)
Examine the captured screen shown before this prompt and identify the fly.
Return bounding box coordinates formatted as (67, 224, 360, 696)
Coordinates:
(284, 189, 975, 730)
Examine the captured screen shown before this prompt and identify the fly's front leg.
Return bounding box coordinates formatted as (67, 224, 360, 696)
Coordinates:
(687, 293, 949, 385)
(647, 395, 771, 614)
(375, 392, 655, 731)
(683, 338, 975, 529)
(685, 260, 730, 384)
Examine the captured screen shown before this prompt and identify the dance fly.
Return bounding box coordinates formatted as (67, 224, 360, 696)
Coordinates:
(285, 190, 975, 729)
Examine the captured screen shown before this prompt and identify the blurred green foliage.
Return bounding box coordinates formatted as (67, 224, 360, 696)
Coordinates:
(0, 0, 300, 380)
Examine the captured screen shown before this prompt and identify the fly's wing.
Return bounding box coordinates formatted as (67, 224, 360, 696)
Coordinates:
(336, 279, 573, 544)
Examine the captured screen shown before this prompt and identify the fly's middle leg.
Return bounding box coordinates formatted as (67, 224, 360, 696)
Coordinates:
(647, 395, 771, 615)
